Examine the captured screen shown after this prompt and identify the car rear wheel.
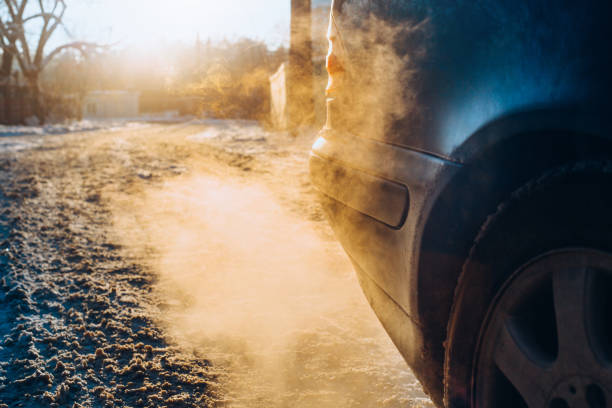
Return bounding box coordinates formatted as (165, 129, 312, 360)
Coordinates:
(475, 249, 612, 408)
(444, 162, 612, 408)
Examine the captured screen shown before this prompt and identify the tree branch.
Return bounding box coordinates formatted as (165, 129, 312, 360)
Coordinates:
(5, 0, 18, 20)
(23, 12, 62, 24)
(33, 0, 66, 66)
(41, 41, 101, 69)
(17, 0, 28, 17)
(2, 0, 32, 68)
(0, 0, 103, 85)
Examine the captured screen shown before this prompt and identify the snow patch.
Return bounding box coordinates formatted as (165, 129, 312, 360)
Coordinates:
(187, 120, 268, 143)
(0, 120, 156, 139)
(0, 139, 37, 152)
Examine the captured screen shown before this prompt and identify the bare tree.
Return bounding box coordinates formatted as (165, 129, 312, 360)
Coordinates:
(0, 2, 17, 82)
(0, 0, 99, 122)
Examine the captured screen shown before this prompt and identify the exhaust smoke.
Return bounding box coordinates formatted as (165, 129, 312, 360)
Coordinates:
(109, 171, 431, 407)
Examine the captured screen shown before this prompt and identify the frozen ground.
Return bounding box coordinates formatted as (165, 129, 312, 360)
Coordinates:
(0, 120, 145, 138)
(0, 121, 433, 407)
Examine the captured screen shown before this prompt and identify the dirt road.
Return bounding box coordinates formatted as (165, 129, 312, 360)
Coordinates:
(0, 121, 433, 407)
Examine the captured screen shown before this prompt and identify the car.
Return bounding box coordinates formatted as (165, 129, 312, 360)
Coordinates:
(309, 1, 612, 407)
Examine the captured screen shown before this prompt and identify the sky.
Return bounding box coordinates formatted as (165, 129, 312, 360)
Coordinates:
(57, 0, 292, 50)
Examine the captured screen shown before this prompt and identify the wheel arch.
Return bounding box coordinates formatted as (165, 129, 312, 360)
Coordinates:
(412, 108, 612, 404)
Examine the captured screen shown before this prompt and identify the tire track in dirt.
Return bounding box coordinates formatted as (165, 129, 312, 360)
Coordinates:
(0, 122, 433, 407)
(0, 131, 215, 407)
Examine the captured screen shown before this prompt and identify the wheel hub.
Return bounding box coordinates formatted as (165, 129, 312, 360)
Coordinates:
(548, 376, 608, 408)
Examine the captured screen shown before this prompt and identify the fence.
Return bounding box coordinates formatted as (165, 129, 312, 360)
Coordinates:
(0, 85, 35, 125)
(0, 85, 79, 125)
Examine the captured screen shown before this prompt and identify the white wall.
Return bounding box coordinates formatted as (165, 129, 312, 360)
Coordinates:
(83, 92, 139, 119)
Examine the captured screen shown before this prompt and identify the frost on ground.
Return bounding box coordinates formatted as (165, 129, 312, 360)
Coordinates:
(0, 120, 144, 138)
(0, 121, 433, 407)
(0, 128, 214, 408)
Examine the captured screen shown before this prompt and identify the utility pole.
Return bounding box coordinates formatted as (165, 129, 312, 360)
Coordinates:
(288, 0, 314, 131)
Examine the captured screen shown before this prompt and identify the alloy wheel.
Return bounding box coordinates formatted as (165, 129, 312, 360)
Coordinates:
(474, 250, 612, 408)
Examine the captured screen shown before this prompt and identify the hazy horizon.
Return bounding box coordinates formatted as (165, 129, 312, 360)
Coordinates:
(53, 0, 294, 51)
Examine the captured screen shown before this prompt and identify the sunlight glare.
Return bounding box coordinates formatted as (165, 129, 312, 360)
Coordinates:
(64, 0, 289, 49)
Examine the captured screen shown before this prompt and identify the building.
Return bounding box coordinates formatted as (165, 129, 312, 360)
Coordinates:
(82, 91, 139, 119)
(269, 63, 288, 129)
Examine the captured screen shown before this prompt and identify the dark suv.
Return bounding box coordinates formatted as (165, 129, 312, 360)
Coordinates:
(309, 1, 612, 407)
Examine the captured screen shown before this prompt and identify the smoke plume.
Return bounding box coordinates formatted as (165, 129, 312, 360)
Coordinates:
(109, 173, 430, 407)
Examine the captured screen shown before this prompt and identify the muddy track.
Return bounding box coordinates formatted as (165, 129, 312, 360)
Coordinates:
(0, 123, 433, 408)
(0, 131, 215, 407)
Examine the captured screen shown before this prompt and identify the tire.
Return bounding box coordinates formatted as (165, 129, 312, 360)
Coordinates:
(444, 161, 612, 408)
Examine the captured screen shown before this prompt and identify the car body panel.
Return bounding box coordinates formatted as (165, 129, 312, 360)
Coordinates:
(331, 0, 612, 161)
(311, 0, 612, 404)
(309, 152, 409, 228)
(310, 129, 461, 403)
(311, 129, 459, 321)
